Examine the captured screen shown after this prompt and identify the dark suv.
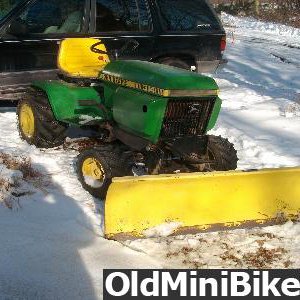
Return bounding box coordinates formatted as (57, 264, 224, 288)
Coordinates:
(0, 0, 226, 100)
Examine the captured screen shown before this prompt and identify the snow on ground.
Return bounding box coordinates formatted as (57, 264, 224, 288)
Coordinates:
(214, 13, 300, 170)
(125, 221, 300, 269)
(0, 14, 299, 299)
(221, 12, 300, 44)
(0, 114, 160, 299)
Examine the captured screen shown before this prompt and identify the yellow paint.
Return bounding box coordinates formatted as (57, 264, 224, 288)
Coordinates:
(82, 157, 105, 181)
(19, 103, 35, 138)
(105, 167, 300, 239)
(58, 38, 110, 78)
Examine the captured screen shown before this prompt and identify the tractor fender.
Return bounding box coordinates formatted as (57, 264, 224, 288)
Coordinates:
(32, 80, 106, 125)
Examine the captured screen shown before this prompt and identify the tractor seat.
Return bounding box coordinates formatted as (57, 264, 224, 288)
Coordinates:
(57, 38, 110, 79)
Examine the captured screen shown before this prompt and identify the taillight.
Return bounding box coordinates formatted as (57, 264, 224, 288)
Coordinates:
(220, 36, 226, 52)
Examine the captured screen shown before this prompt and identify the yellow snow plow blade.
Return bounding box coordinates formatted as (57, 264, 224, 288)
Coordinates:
(105, 167, 300, 240)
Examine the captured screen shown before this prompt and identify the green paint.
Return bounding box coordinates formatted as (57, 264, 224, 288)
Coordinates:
(33, 80, 109, 125)
(112, 87, 167, 143)
(206, 97, 222, 132)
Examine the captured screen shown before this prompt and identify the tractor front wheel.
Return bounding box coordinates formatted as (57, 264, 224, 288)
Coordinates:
(17, 89, 67, 148)
(77, 146, 132, 199)
(195, 135, 238, 172)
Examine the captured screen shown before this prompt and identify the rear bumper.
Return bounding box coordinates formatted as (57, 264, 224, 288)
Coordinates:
(196, 58, 228, 74)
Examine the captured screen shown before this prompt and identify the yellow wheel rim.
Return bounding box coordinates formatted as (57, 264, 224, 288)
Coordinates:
(82, 157, 105, 186)
(19, 103, 35, 138)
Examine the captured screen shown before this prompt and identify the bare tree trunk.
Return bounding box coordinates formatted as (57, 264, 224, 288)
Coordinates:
(254, 0, 260, 15)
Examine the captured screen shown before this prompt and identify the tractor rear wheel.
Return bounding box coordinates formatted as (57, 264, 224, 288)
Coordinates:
(195, 135, 238, 172)
(77, 146, 132, 199)
(17, 89, 67, 148)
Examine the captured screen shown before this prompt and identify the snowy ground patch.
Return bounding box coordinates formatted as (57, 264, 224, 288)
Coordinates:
(0, 110, 159, 298)
(221, 12, 300, 47)
(125, 222, 300, 269)
(0, 152, 41, 208)
(212, 13, 300, 170)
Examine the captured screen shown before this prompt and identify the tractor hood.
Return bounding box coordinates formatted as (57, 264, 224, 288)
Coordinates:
(100, 60, 218, 97)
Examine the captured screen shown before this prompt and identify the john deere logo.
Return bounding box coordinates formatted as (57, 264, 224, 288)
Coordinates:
(99, 73, 169, 97)
(188, 103, 201, 114)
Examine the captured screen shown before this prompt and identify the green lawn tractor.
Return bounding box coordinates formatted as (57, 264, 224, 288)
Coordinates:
(16, 38, 300, 240)
(17, 38, 238, 199)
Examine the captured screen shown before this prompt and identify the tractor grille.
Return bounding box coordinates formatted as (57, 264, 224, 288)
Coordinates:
(161, 98, 216, 138)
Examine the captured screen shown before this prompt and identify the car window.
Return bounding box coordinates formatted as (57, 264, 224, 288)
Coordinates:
(0, 0, 23, 21)
(15, 0, 85, 34)
(136, 0, 151, 31)
(95, 0, 140, 32)
(157, 0, 221, 32)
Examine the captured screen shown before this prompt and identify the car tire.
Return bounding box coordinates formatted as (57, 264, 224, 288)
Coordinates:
(158, 57, 191, 70)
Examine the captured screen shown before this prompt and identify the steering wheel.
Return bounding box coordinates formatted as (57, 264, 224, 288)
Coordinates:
(90, 41, 108, 55)
(90, 38, 140, 61)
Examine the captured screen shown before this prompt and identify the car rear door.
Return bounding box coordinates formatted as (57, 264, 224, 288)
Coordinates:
(89, 0, 154, 61)
(152, 0, 226, 73)
(0, 0, 90, 100)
